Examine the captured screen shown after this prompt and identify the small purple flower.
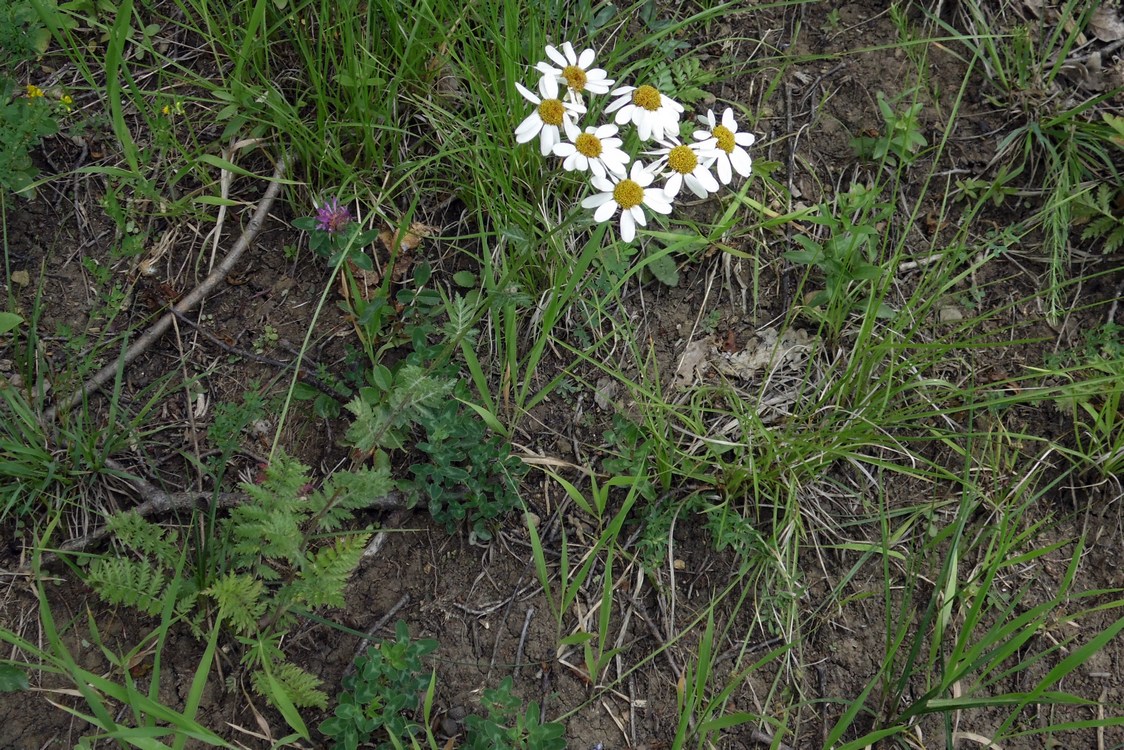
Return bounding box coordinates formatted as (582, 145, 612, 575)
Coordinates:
(315, 197, 352, 234)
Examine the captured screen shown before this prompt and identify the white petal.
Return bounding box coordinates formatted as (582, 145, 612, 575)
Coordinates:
(515, 82, 539, 104)
(717, 154, 732, 184)
(606, 94, 630, 114)
(693, 129, 712, 141)
(563, 119, 580, 141)
(636, 113, 653, 141)
(610, 85, 635, 97)
(619, 209, 636, 242)
(602, 155, 628, 176)
(540, 125, 559, 156)
(684, 175, 708, 199)
(735, 131, 756, 146)
(535, 61, 559, 76)
(664, 172, 683, 197)
(630, 162, 654, 186)
(614, 105, 633, 125)
(694, 167, 719, 193)
(589, 159, 606, 180)
(630, 205, 647, 227)
(562, 41, 577, 64)
(594, 200, 619, 223)
(730, 148, 752, 176)
(595, 123, 618, 139)
(577, 48, 595, 68)
(554, 142, 576, 157)
(590, 174, 615, 191)
(545, 45, 568, 68)
(582, 192, 614, 209)
(539, 74, 559, 100)
(722, 108, 737, 130)
(645, 191, 673, 214)
(515, 114, 542, 142)
(705, 109, 717, 128)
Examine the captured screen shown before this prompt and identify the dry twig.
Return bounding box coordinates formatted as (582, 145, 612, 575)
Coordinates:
(13, 456, 403, 574)
(42, 154, 292, 423)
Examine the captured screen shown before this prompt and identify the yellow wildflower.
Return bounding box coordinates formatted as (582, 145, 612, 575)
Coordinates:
(26, 84, 44, 99)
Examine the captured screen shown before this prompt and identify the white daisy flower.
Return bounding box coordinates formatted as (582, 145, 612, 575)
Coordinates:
(692, 107, 755, 185)
(648, 136, 722, 199)
(535, 42, 615, 103)
(553, 122, 629, 179)
(514, 75, 586, 156)
(581, 161, 674, 243)
(604, 84, 684, 142)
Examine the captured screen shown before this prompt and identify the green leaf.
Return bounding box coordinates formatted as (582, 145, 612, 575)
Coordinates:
(314, 394, 340, 419)
(0, 312, 24, 335)
(194, 196, 244, 207)
(349, 252, 374, 272)
(453, 270, 476, 287)
(646, 253, 679, 287)
(198, 154, 259, 177)
(0, 664, 29, 692)
(784, 249, 821, 265)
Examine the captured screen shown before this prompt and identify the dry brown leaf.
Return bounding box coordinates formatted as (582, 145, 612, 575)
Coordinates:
(1090, 5, 1124, 42)
(338, 259, 381, 305)
(377, 222, 437, 254)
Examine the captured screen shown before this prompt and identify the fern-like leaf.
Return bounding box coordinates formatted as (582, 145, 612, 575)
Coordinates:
(229, 507, 304, 567)
(105, 511, 180, 568)
(237, 452, 310, 515)
(345, 366, 454, 453)
(310, 465, 393, 532)
(230, 453, 315, 567)
(252, 659, 328, 710)
(284, 533, 371, 608)
(86, 557, 172, 617)
(442, 293, 479, 348)
(1076, 184, 1124, 254)
(204, 572, 267, 636)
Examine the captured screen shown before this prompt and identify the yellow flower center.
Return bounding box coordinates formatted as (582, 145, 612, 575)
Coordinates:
(575, 133, 602, 158)
(631, 85, 661, 112)
(613, 180, 644, 210)
(562, 65, 587, 92)
(713, 124, 735, 154)
(538, 98, 565, 126)
(667, 145, 697, 175)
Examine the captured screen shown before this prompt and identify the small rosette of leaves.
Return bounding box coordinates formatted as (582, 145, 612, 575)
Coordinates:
(321, 620, 438, 750)
(462, 677, 565, 750)
(404, 397, 528, 542)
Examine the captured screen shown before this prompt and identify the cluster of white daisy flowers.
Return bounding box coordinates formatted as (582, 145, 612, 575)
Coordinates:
(514, 42, 755, 243)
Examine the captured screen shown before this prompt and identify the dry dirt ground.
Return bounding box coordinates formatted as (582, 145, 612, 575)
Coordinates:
(2, 1, 1124, 749)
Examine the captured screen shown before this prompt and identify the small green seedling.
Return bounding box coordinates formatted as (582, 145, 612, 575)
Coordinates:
(852, 91, 927, 163)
